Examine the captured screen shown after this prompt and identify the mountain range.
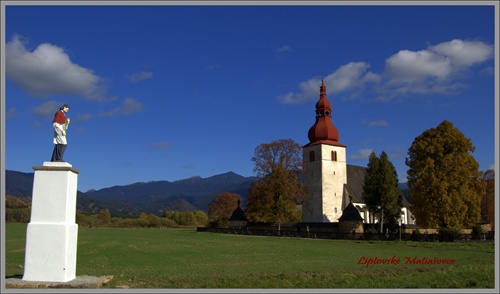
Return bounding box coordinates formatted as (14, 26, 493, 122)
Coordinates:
(4, 169, 410, 217)
(4, 170, 259, 217)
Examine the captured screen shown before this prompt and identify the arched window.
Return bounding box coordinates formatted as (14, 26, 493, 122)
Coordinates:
(331, 150, 337, 161)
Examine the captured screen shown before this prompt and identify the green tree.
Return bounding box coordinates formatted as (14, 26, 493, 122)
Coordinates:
(378, 152, 403, 229)
(245, 139, 305, 223)
(194, 210, 209, 227)
(362, 151, 402, 232)
(406, 120, 486, 233)
(362, 151, 381, 224)
(178, 212, 197, 226)
(208, 193, 241, 228)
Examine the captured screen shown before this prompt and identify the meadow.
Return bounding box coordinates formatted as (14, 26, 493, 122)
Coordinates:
(4, 223, 496, 289)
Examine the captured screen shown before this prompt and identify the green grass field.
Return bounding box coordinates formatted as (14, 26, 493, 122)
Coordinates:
(4, 223, 496, 289)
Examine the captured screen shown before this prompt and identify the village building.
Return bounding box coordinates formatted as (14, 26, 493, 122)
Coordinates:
(228, 200, 248, 228)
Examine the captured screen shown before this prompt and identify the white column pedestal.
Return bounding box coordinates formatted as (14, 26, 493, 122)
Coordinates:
(22, 162, 80, 282)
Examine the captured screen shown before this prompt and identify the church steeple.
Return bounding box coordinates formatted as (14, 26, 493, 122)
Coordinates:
(306, 80, 345, 147)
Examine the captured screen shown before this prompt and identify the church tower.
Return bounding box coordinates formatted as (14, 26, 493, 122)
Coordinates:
(302, 80, 347, 222)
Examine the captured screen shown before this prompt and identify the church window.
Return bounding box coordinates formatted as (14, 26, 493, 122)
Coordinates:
(309, 151, 315, 162)
(331, 151, 337, 161)
(335, 207, 338, 213)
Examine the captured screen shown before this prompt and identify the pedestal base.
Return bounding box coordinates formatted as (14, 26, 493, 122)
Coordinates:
(22, 162, 80, 283)
(22, 223, 78, 282)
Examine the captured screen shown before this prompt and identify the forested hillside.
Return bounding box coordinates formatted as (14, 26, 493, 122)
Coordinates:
(5, 170, 258, 217)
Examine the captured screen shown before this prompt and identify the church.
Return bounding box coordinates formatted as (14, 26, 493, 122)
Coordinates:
(301, 81, 414, 225)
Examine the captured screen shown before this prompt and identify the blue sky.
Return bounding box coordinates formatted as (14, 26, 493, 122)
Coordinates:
(2, 2, 497, 192)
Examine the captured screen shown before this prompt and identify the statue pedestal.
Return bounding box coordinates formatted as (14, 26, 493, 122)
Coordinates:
(22, 162, 80, 282)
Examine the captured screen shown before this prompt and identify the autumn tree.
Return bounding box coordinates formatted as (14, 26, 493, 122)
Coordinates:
(97, 208, 111, 226)
(406, 120, 486, 233)
(362, 151, 403, 232)
(207, 192, 241, 228)
(5, 196, 30, 223)
(245, 138, 305, 223)
(481, 169, 495, 231)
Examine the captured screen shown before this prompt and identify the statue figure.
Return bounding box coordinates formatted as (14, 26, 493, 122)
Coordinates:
(50, 104, 70, 162)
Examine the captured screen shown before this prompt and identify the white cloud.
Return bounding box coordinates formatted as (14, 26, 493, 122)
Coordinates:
(277, 45, 293, 52)
(480, 67, 494, 76)
(126, 71, 153, 83)
(32, 101, 63, 119)
(150, 142, 171, 150)
(278, 62, 380, 104)
(384, 49, 451, 82)
(349, 148, 374, 161)
(381, 39, 493, 97)
(206, 64, 222, 70)
(74, 113, 93, 123)
(6, 108, 17, 119)
(278, 39, 493, 103)
(60, 98, 143, 123)
(6, 35, 107, 101)
(389, 152, 404, 160)
(361, 119, 388, 127)
(98, 97, 144, 117)
(181, 164, 196, 170)
(324, 62, 381, 94)
(429, 39, 493, 68)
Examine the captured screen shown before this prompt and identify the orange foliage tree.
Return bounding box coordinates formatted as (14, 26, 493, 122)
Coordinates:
(481, 169, 495, 231)
(245, 138, 305, 223)
(208, 192, 241, 228)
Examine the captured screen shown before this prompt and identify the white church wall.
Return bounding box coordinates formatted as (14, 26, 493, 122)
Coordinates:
(303, 144, 346, 222)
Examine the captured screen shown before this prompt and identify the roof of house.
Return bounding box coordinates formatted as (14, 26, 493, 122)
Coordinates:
(338, 201, 364, 221)
(228, 200, 248, 221)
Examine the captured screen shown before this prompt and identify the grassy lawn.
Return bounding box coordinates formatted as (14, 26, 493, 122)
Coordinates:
(4, 223, 496, 289)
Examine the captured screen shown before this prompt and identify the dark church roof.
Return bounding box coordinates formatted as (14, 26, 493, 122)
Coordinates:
(228, 200, 248, 221)
(344, 164, 410, 208)
(345, 164, 367, 203)
(338, 201, 364, 221)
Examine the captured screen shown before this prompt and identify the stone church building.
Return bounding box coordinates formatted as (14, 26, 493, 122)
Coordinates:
(302, 81, 414, 225)
(221, 81, 415, 235)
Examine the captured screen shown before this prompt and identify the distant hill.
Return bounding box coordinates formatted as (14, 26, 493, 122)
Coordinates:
(4, 169, 259, 217)
(5, 169, 410, 217)
(398, 182, 409, 190)
(4, 170, 35, 197)
(398, 182, 410, 202)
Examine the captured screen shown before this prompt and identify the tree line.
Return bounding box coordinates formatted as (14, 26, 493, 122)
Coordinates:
(5, 200, 209, 228)
(207, 120, 495, 235)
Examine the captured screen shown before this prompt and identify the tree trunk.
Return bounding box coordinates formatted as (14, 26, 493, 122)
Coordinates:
(380, 210, 384, 234)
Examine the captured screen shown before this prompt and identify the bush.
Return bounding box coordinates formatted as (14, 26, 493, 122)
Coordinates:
(471, 224, 486, 240)
(5, 208, 30, 223)
(75, 210, 209, 228)
(363, 227, 379, 240)
(438, 228, 460, 242)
